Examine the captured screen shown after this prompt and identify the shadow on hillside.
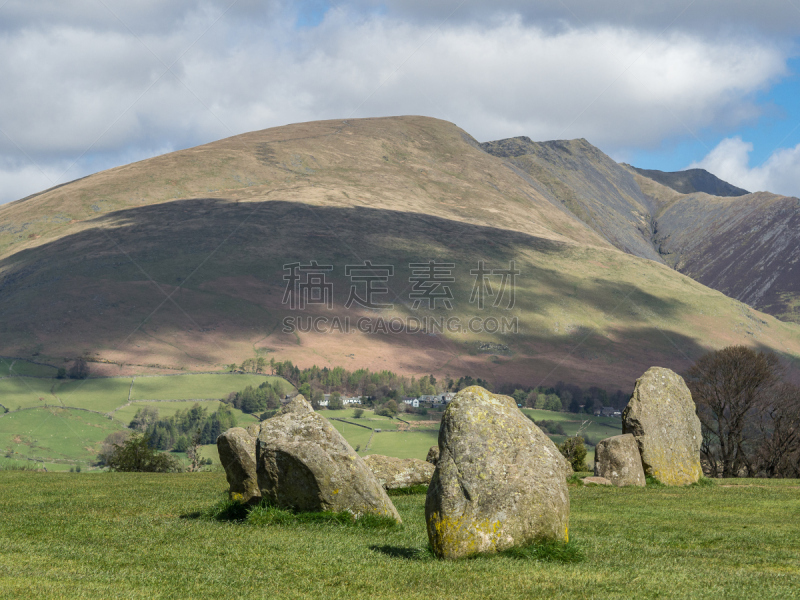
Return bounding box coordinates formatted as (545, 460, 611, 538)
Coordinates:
(0, 197, 710, 377)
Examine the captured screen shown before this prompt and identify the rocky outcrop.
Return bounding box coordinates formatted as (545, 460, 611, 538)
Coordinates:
(426, 445, 440, 466)
(622, 367, 703, 486)
(594, 434, 646, 487)
(364, 454, 434, 489)
(217, 427, 260, 503)
(255, 395, 401, 521)
(425, 386, 569, 559)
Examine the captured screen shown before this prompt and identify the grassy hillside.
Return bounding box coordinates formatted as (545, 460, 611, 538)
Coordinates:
(0, 372, 290, 470)
(0, 117, 799, 390)
(1, 472, 798, 599)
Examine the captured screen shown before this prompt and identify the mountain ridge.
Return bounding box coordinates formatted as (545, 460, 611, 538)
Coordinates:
(1, 116, 798, 389)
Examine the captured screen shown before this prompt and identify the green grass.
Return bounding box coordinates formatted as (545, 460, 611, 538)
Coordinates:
(130, 374, 291, 401)
(327, 419, 373, 451)
(54, 377, 133, 413)
(364, 430, 440, 460)
(1, 472, 799, 599)
(0, 407, 124, 464)
(201, 496, 401, 529)
(0, 377, 60, 410)
(0, 358, 59, 378)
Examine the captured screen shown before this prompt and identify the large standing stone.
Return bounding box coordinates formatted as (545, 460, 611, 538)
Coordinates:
(594, 434, 646, 487)
(217, 427, 260, 503)
(256, 395, 401, 522)
(425, 386, 569, 559)
(622, 367, 703, 486)
(426, 445, 440, 466)
(364, 454, 435, 489)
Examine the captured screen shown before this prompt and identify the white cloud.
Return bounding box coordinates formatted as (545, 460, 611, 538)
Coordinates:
(689, 137, 800, 197)
(0, 2, 793, 203)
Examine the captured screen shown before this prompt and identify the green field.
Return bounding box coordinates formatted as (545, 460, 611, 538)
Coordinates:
(0, 407, 124, 467)
(0, 377, 60, 410)
(1, 472, 798, 599)
(0, 372, 293, 468)
(364, 430, 440, 460)
(327, 419, 374, 451)
(130, 374, 291, 401)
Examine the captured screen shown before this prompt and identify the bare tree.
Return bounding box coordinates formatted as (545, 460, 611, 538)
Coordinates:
(685, 346, 782, 478)
(756, 383, 800, 478)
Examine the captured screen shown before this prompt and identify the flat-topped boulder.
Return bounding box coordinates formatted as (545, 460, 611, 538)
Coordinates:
(622, 367, 703, 486)
(256, 395, 401, 522)
(594, 434, 646, 487)
(426, 386, 569, 559)
(364, 454, 434, 489)
(217, 427, 260, 503)
(581, 476, 612, 486)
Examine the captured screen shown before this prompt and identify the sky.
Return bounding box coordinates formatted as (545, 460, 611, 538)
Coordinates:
(1, 0, 800, 204)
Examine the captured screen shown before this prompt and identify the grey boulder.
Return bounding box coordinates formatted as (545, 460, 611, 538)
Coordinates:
(364, 454, 434, 489)
(256, 395, 401, 522)
(594, 434, 646, 487)
(217, 427, 260, 503)
(622, 367, 703, 486)
(426, 386, 569, 559)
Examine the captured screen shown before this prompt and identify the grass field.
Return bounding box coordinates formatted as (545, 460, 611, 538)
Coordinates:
(327, 419, 374, 451)
(130, 374, 292, 401)
(0, 372, 293, 468)
(0, 407, 124, 467)
(364, 430, 440, 460)
(0, 472, 798, 599)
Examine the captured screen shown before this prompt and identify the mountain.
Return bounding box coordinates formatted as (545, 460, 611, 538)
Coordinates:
(630, 170, 800, 323)
(480, 137, 800, 326)
(629, 166, 750, 197)
(1, 116, 799, 390)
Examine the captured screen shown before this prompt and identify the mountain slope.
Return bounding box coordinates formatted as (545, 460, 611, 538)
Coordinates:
(1, 117, 799, 390)
(630, 166, 749, 197)
(629, 169, 800, 323)
(480, 137, 662, 263)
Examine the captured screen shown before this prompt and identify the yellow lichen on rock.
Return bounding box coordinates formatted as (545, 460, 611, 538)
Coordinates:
(425, 386, 570, 559)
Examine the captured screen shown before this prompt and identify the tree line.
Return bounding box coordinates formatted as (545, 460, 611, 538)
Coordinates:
(685, 345, 800, 479)
(129, 403, 237, 451)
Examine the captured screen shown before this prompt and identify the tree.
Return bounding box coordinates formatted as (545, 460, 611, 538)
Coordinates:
(685, 345, 782, 478)
(56, 367, 67, 379)
(755, 383, 800, 478)
(558, 436, 587, 472)
(543, 394, 562, 412)
(68, 358, 90, 380)
(104, 433, 180, 472)
(353, 408, 364, 419)
(329, 392, 343, 410)
(511, 389, 527, 406)
(256, 357, 266, 373)
(227, 363, 237, 372)
(129, 407, 159, 431)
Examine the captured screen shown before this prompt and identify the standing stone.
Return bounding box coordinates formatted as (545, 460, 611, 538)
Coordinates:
(217, 427, 260, 503)
(364, 454, 435, 489)
(594, 434, 646, 487)
(622, 367, 703, 486)
(426, 445, 440, 466)
(426, 386, 569, 559)
(256, 395, 401, 522)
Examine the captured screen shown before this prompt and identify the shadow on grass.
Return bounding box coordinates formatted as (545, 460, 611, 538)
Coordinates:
(183, 495, 400, 530)
(370, 545, 434, 561)
(386, 485, 428, 496)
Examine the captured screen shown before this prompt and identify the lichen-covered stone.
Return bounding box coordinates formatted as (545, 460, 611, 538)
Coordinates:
(256, 395, 401, 522)
(364, 454, 434, 489)
(245, 423, 261, 438)
(622, 367, 702, 486)
(581, 476, 612, 486)
(594, 434, 646, 487)
(425, 386, 569, 559)
(426, 445, 440, 466)
(217, 427, 260, 503)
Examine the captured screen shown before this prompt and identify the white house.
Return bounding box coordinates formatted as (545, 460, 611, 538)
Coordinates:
(403, 397, 420, 408)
